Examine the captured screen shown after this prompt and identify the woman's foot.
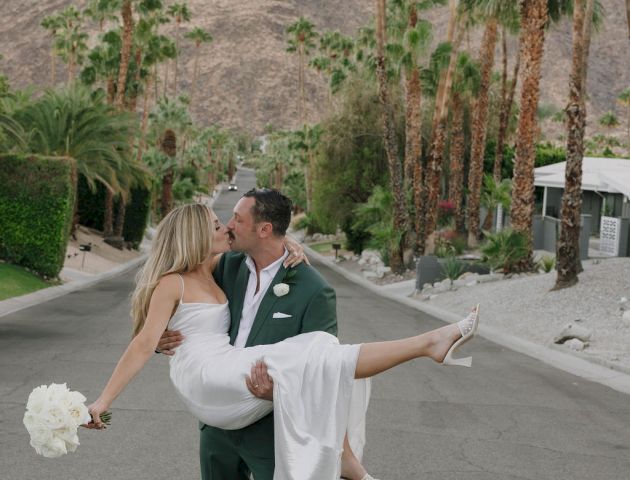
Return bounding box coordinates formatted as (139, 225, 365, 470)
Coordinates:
(340, 446, 368, 480)
(427, 305, 480, 366)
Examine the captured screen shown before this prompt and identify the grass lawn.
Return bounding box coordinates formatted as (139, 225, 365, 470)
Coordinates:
(308, 241, 333, 253)
(0, 263, 52, 301)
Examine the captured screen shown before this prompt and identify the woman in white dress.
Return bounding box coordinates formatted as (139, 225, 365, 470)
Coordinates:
(87, 204, 480, 480)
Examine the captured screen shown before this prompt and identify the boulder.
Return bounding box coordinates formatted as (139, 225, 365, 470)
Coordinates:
(564, 338, 586, 351)
(553, 323, 592, 344)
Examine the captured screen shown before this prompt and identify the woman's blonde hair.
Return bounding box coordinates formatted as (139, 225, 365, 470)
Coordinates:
(131, 203, 214, 336)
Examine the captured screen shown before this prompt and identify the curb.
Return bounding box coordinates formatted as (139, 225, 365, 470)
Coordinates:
(304, 245, 630, 396)
(0, 254, 148, 320)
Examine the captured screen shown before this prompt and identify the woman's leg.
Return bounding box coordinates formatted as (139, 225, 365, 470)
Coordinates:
(354, 323, 462, 379)
(340, 433, 368, 480)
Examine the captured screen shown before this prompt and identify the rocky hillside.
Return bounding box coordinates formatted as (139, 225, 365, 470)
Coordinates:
(0, 0, 628, 136)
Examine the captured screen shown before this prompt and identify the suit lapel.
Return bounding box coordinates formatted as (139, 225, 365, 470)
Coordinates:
(245, 265, 288, 347)
(229, 260, 251, 344)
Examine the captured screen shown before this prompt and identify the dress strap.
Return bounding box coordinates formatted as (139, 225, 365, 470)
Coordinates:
(177, 273, 185, 304)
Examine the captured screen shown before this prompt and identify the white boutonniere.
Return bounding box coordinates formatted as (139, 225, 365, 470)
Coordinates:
(273, 283, 290, 297)
(273, 269, 297, 297)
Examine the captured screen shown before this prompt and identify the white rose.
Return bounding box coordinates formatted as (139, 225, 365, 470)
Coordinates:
(44, 404, 72, 430)
(35, 436, 68, 458)
(55, 425, 80, 451)
(26, 386, 49, 414)
(68, 403, 90, 426)
(24, 412, 53, 447)
(273, 283, 290, 297)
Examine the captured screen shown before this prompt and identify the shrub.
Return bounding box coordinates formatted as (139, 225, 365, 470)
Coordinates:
(538, 255, 556, 273)
(77, 174, 107, 230)
(480, 229, 529, 273)
(441, 256, 465, 283)
(122, 187, 151, 249)
(0, 154, 76, 278)
(342, 216, 371, 255)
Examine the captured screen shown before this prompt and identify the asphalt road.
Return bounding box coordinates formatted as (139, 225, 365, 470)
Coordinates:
(1, 169, 630, 480)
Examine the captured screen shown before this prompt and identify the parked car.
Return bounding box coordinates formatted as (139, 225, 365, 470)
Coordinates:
(228, 183, 238, 191)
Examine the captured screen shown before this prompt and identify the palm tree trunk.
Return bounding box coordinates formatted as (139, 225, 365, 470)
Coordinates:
(161, 169, 174, 218)
(466, 19, 498, 247)
(50, 48, 56, 85)
(107, 76, 116, 105)
(137, 75, 152, 163)
(103, 188, 114, 236)
(190, 44, 200, 104)
(424, 23, 463, 253)
(494, 36, 520, 182)
(298, 44, 305, 125)
(375, 0, 407, 273)
(173, 20, 181, 96)
(115, 0, 134, 110)
(626, 0, 630, 41)
(555, 0, 593, 289)
(114, 194, 127, 238)
(509, 0, 548, 271)
(449, 93, 466, 234)
(404, 5, 420, 188)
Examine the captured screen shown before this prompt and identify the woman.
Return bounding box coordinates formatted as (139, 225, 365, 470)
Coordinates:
(87, 204, 480, 480)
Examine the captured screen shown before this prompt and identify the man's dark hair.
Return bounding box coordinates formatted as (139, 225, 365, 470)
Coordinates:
(243, 188, 292, 236)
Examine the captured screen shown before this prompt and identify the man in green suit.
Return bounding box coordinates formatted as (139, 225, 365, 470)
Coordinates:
(158, 188, 337, 480)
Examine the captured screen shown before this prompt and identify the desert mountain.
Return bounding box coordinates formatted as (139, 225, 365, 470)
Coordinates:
(0, 0, 628, 135)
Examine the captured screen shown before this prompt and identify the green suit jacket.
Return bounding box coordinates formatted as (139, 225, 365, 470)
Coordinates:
(201, 251, 338, 457)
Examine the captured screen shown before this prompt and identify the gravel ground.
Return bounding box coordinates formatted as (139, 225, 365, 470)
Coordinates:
(419, 257, 630, 372)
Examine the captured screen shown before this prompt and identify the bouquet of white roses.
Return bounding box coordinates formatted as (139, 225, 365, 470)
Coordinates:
(23, 383, 111, 458)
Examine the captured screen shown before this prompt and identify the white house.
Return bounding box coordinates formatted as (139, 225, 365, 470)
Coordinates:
(534, 157, 630, 233)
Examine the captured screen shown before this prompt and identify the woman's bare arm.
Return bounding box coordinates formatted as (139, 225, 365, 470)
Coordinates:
(86, 275, 180, 427)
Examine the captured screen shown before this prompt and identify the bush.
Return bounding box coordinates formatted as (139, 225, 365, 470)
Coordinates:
(77, 174, 107, 230)
(535, 143, 566, 167)
(122, 187, 151, 249)
(0, 154, 76, 278)
(440, 256, 465, 283)
(342, 216, 371, 255)
(537, 255, 556, 273)
(480, 229, 529, 273)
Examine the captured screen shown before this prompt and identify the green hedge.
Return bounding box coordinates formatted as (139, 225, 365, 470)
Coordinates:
(77, 174, 106, 231)
(122, 187, 151, 248)
(0, 154, 76, 278)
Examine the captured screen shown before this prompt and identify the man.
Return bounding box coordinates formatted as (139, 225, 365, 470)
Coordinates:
(157, 188, 337, 479)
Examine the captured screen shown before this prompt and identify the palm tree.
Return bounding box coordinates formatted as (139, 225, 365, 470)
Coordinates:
(114, 0, 135, 109)
(41, 14, 63, 85)
(449, 52, 480, 234)
(374, 0, 407, 273)
(423, 0, 464, 254)
(83, 0, 121, 32)
(289, 123, 322, 212)
(167, 2, 191, 96)
(555, 0, 595, 290)
(618, 88, 630, 144)
(160, 129, 177, 217)
(185, 27, 213, 105)
(0, 86, 136, 229)
(55, 6, 89, 83)
(480, 174, 512, 232)
(509, 0, 549, 271)
(461, 0, 518, 247)
(286, 17, 318, 125)
(494, 25, 520, 182)
(626, 0, 630, 41)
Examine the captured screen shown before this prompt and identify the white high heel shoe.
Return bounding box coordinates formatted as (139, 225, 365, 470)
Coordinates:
(361, 475, 380, 480)
(441, 304, 480, 367)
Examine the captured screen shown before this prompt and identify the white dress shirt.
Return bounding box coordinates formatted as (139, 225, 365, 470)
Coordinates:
(234, 249, 289, 348)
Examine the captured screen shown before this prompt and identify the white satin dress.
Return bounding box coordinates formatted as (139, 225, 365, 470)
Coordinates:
(167, 299, 371, 480)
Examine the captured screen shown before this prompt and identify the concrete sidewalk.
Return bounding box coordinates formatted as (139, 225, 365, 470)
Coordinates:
(304, 245, 630, 397)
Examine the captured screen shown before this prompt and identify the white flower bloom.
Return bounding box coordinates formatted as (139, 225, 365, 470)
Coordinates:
(273, 283, 290, 297)
(26, 385, 49, 414)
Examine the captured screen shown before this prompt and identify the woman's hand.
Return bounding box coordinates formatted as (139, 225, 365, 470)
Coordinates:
(245, 360, 274, 401)
(84, 399, 109, 430)
(283, 236, 310, 268)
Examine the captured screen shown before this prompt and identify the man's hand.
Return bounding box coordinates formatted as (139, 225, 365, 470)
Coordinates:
(155, 329, 184, 355)
(245, 360, 274, 401)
